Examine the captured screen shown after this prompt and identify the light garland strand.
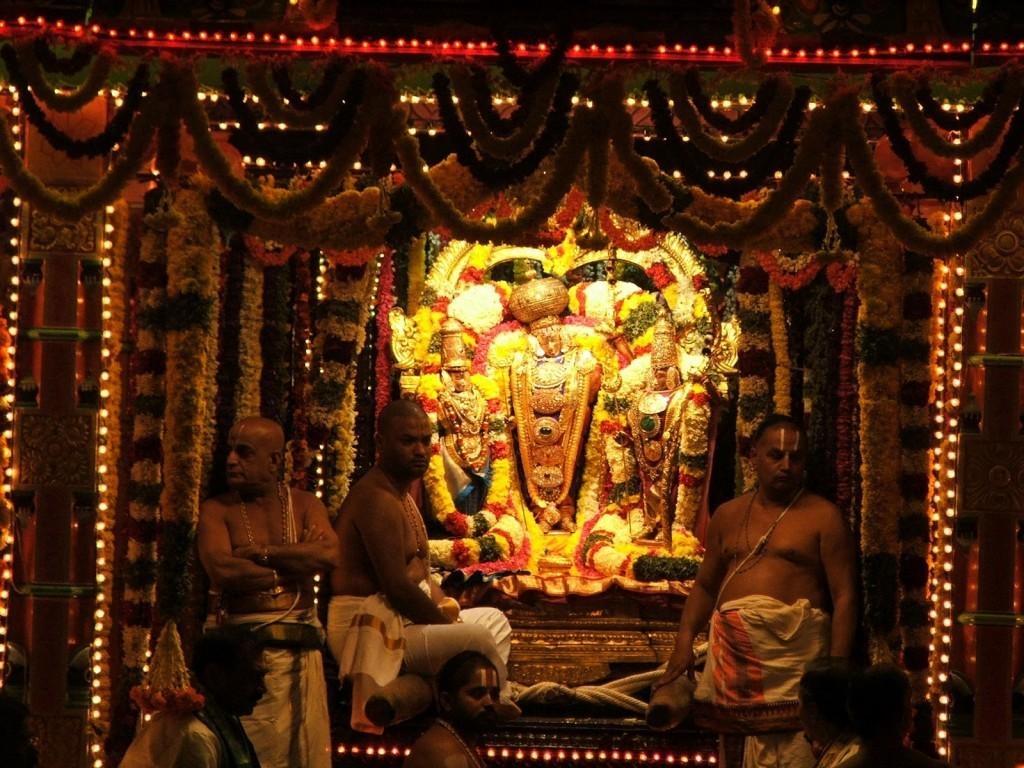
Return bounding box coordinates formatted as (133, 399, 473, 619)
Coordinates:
(926, 250, 964, 758)
(0, 141, 21, 689)
(90, 200, 129, 766)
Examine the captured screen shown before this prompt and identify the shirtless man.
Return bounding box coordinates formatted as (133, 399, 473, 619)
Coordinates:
(197, 416, 338, 768)
(327, 399, 514, 733)
(403, 651, 500, 768)
(655, 413, 858, 768)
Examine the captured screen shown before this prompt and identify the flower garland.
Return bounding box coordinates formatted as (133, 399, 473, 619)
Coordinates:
(31, 36, 100, 76)
(235, 257, 264, 418)
(835, 288, 858, 518)
(259, 259, 293, 428)
(178, 63, 394, 221)
(129, 621, 204, 716)
(245, 59, 355, 128)
(871, 73, 1024, 202)
(682, 68, 780, 134)
(667, 72, 797, 163)
(734, 255, 773, 491)
(447, 64, 566, 161)
(209, 239, 245, 495)
(897, 250, 937, 741)
(768, 280, 791, 415)
(122, 197, 172, 695)
(754, 249, 821, 290)
(309, 258, 379, 513)
(9, 37, 116, 112)
(914, 69, 1003, 131)
(1, 45, 151, 160)
(286, 250, 315, 489)
(375, 248, 396, 420)
(891, 70, 1022, 160)
(158, 187, 219, 622)
(850, 201, 904, 661)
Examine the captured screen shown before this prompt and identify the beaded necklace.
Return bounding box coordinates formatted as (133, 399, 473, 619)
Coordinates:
(402, 493, 428, 559)
(239, 482, 294, 549)
(435, 719, 485, 768)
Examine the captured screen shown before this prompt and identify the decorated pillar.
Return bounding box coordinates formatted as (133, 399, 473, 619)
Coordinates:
(954, 206, 1024, 767)
(7, 103, 108, 767)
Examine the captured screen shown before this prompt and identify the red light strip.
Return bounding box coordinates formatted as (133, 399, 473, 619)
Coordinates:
(0, 15, 992, 66)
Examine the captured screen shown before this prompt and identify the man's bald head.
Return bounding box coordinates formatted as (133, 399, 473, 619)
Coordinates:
(226, 417, 286, 492)
(377, 398, 429, 436)
(232, 417, 285, 453)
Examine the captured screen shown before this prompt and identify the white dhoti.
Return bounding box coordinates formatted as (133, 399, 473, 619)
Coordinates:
(216, 608, 332, 768)
(327, 594, 512, 733)
(694, 596, 830, 768)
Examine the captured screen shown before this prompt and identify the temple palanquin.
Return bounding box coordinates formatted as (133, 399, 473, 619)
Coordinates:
(2, 1, 1024, 766)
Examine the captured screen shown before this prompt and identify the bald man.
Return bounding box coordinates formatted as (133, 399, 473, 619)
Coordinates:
(198, 416, 339, 768)
(328, 399, 514, 734)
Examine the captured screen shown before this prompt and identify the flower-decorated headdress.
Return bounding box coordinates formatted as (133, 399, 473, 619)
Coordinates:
(440, 317, 472, 370)
(508, 275, 569, 330)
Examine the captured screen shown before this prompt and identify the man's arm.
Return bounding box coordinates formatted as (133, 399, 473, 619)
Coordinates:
(654, 508, 729, 688)
(197, 499, 276, 593)
(356, 493, 452, 626)
(233, 492, 340, 577)
(820, 504, 858, 659)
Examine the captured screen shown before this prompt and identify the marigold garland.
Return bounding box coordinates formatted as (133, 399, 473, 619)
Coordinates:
(235, 258, 264, 418)
(123, 198, 172, 688)
(10, 37, 116, 112)
(735, 255, 773, 491)
(850, 201, 904, 662)
(898, 250, 938, 741)
(245, 59, 355, 128)
(158, 187, 219, 621)
(768, 280, 791, 415)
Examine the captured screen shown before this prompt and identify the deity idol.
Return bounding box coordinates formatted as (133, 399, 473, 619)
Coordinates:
(624, 308, 690, 547)
(507, 276, 601, 533)
(436, 318, 491, 514)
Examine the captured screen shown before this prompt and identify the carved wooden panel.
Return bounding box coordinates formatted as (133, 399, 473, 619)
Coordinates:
(16, 412, 94, 488)
(509, 624, 679, 685)
(959, 438, 1024, 512)
(966, 193, 1024, 277)
(28, 201, 97, 255)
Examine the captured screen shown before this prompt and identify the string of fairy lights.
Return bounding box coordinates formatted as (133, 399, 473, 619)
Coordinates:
(0, 83, 21, 694)
(927, 196, 967, 756)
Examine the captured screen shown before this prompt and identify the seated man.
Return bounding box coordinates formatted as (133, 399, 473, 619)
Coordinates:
(327, 399, 514, 733)
(121, 628, 266, 768)
(798, 658, 860, 768)
(198, 416, 338, 768)
(842, 664, 950, 768)
(403, 651, 500, 768)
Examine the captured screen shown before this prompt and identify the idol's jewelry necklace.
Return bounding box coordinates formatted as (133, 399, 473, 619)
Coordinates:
(435, 719, 485, 768)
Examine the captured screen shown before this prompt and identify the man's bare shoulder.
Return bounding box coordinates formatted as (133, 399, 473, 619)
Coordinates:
(711, 493, 752, 522)
(199, 492, 235, 517)
(340, 470, 399, 519)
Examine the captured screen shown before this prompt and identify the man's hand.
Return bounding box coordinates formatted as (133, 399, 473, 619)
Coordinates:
(232, 544, 265, 563)
(653, 645, 694, 692)
(302, 524, 327, 542)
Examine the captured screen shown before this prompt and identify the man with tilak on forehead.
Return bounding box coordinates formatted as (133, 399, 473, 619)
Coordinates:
(654, 413, 858, 768)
